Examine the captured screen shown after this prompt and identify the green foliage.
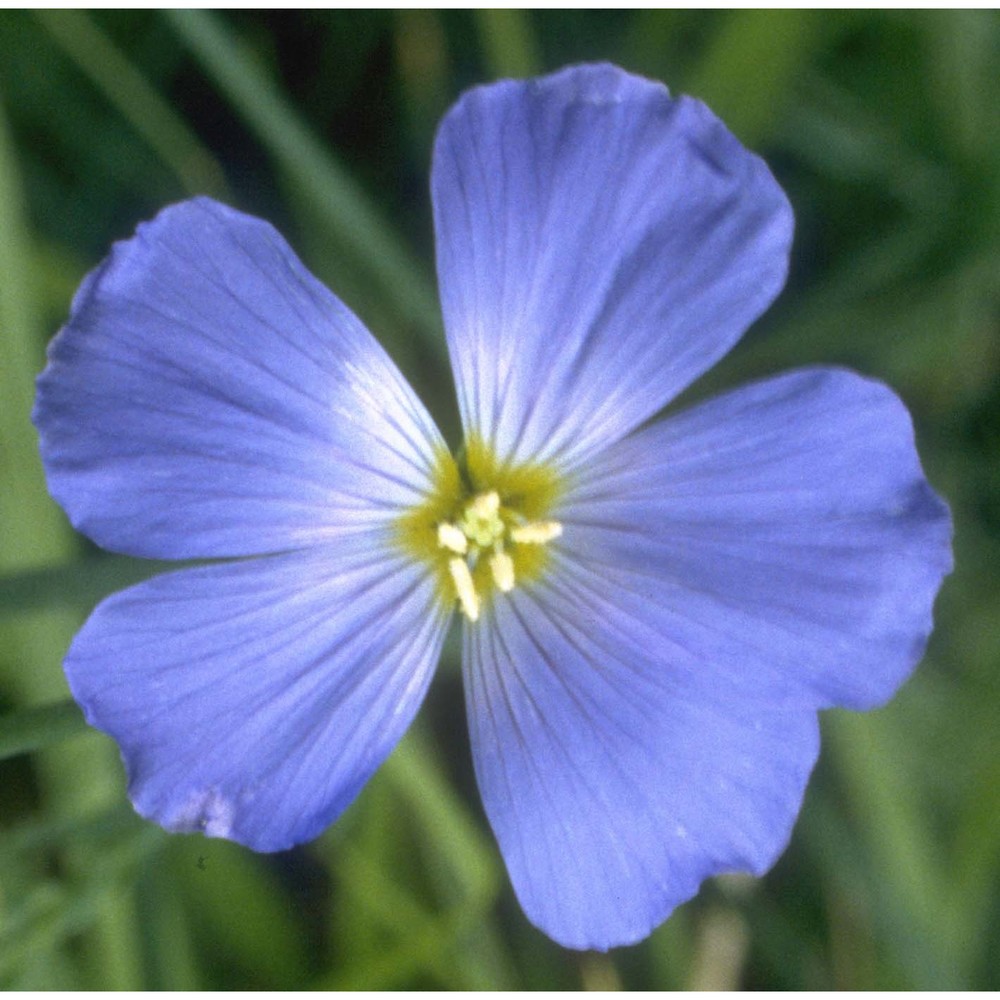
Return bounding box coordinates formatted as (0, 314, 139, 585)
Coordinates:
(0, 10, 996, 988)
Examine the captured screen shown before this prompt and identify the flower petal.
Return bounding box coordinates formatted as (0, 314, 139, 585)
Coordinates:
(432, 63, 792, 472)
(465, 367, 951, 949)
(559, 367, 953, 711)
(464, 586, 820, 951)
(65, 538, 449, 851)
(34, 197, 444, 559)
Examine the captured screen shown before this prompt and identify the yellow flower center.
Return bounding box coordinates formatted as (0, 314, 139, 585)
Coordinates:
(394, 435, 564, 621)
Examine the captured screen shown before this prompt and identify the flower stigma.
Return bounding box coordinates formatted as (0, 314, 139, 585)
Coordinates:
(395, 436, 564, 621)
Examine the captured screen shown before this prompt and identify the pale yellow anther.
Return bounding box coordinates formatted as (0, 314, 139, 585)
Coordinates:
(489, 550, 515, 593)
(448, 557, 480, 622)
(469, 491, 500, 517)
(510, 520, 563, 545)
(437, 522, 468, 555)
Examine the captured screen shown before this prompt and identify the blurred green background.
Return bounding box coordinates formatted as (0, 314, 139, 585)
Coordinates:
(0, 10, 997, 989)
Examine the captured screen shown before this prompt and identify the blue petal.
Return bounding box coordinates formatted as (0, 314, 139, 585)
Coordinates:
(558, 367, 953, 711)
(432, 64, 792, 472)
(465, 587, 820, 951)
(65, 538, 449, 851)
(34, 197, 444, 559)
(465, 367, 951, 949)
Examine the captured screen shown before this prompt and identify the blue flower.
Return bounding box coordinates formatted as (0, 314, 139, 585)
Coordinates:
(33, 64, 952, 951)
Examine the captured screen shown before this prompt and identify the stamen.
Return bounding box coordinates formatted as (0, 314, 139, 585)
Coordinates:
(469, 491, 500, 518)
(449, 557, 480, 621)
(489, 551, 515, 592)
(437, 522, 468, 555)
(439, 488, 561, 620)
(510, 520, 563, 545)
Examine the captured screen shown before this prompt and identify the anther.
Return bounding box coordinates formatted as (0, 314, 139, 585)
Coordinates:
(469, 491, 500, 518)
(437, 522, 468, 555)
(449, 557, 480, 621)
(489, 550, 515, 593)
(510, 521, 563, 545)
(443, 491, 561, 620)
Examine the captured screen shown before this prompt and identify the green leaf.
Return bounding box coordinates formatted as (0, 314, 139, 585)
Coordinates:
(684, 10, 844, 145)
(33, 10, 226, 197)
(0, 557, 175, 618)
(172, 837, 309, 988)
(0, 826, 160, 987)
(0, 701, 89, 761)
(473, 10, 542, 79)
